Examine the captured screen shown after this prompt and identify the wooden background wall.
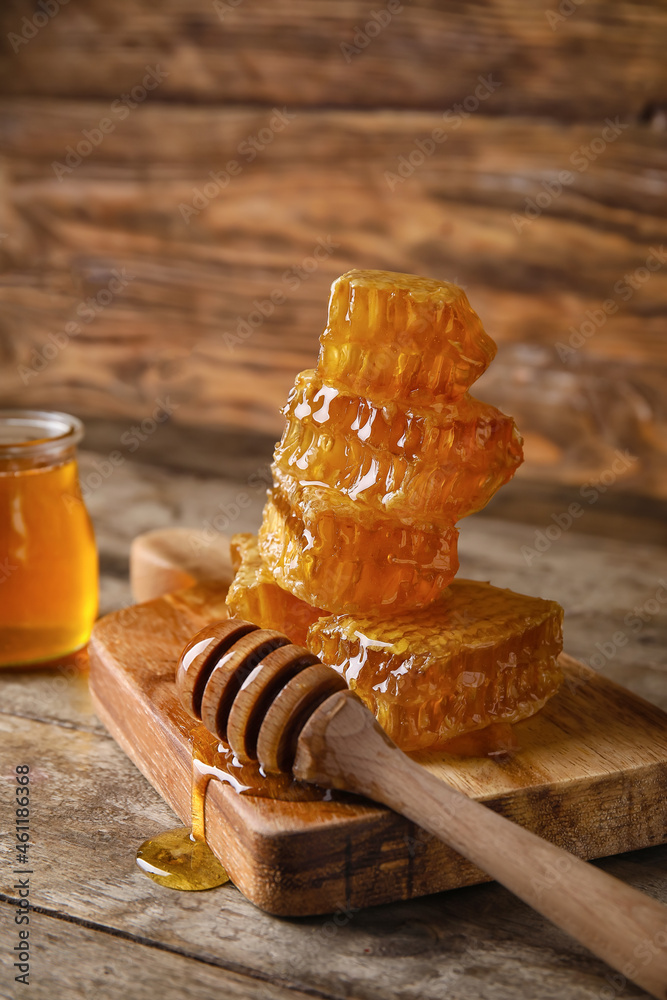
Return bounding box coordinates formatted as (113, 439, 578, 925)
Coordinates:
(0, 1, 666, 498)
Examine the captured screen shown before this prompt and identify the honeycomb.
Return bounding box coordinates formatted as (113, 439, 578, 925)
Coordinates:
(274, 368, 523, 523)
(226, 533, 323, 646)
(224, 269, 562, 751)
(317, 270, 497, 406)
(257, 269, 520, 614)
(307, 580, 564, 752)
(258, 468, 459, 615)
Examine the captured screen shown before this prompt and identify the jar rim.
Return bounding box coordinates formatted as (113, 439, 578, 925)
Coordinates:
(0, 410, 84, 456)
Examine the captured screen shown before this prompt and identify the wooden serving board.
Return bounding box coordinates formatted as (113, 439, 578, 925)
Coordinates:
(88, 582, 667, 917)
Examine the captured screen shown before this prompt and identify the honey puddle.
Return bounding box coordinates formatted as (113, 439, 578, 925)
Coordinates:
(135, 826, 228, 891)
(136, 729, 330, 891)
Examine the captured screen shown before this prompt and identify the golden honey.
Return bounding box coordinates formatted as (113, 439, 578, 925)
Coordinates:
(258, 472, 459, 615)
(136, 721, 338, 891)
(135, 826, 229, 892)
(0, 411, 98, 666)
(257, 271, 522, 615)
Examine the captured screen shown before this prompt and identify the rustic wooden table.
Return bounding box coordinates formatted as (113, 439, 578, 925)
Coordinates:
(1, 428, 666, 1000)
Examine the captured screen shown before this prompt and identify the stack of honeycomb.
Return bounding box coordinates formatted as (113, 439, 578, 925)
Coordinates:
(227, 270, 563, 751)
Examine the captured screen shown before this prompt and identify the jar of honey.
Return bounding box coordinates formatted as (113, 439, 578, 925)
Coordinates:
(0, 411, 98, 666)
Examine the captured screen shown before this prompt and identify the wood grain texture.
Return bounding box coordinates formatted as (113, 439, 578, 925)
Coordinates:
(0, 906, 321, 1000)
(1, 0, 666, 120)
(1, 101, 666, 494)
(88, 582, 667, 916)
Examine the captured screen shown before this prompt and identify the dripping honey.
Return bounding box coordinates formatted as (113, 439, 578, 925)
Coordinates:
(135, 743, 231, 892)
(136, 729, 335, 891)
(0, 412, 98, 666)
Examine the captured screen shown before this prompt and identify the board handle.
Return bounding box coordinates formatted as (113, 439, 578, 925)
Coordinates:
(296, 691, 667, 1000)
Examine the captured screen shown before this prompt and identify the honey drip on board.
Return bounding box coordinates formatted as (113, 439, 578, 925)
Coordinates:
(135, 826, 229, 891)
(136, 729, 335, 891)
(135, 747, 230, 892)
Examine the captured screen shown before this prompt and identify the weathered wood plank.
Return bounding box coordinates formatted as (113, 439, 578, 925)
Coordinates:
(0, 659, 106, 737)
(0, 0, 665, 120)
(1, 103, 665, 494)
(0, 711, 663, 1000)
(3, 102, 666, 228)
(0, 905, 327, 1000)
(2, 105, 665, 332)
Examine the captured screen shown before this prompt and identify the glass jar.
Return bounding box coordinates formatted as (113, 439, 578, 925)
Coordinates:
(0, 410, 98, 666)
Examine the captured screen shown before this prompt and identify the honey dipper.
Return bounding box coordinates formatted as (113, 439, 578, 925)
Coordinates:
(176, 619, 667, 1000)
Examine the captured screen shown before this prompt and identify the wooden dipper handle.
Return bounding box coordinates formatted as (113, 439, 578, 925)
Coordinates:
(177, 619, 667, 1000)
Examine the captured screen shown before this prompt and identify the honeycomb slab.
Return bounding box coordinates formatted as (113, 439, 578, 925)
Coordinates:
(274, 369, 523, 522)
(258, 471, 459, 615)
(307, 580, 564, 752)
(317, 270, 497, 406)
